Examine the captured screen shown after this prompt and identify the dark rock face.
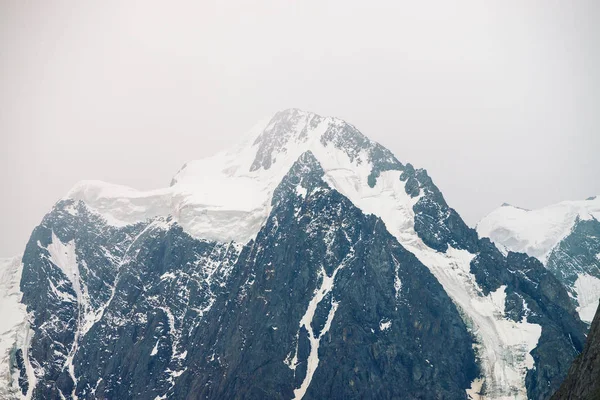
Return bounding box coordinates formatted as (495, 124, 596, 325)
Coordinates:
(72, 224, 240, 399)
(399, 164, 478, 253)
(19, 200, 241, 399)
(20, 201, 147, 399)
(546, 217, 600, 301)
(551, 303, 600, 400)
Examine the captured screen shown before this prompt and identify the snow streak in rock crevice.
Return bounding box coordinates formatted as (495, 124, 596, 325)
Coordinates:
(38, 222, 158, 399)
(291, 249, 355, 400)
(46, 233, 82, 400)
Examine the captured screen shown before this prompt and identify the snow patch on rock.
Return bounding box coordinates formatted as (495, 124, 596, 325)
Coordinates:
(47, 233, 81, 304)
(291, 249, 354, 400)
(574, 274, 600, 323)
(379, 320, 392, 331)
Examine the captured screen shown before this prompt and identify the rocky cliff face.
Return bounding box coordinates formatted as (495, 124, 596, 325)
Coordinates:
(546, 218, 600, 322)
(0, 109, 588, 399)
(551, 302, 600, 400)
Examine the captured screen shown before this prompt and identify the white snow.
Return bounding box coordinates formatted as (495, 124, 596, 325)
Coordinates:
(295, 184, 307, 198)
(64, 118, 279, 244)
(0, 257, 31, 399)
(477, 197, 600, 264)
(283, 334, 299, 371)
(47, 233, 81, 305)
(467, 377, 485, 400)
(158, 306, 178, 358)
(150, 340, 159, 356)
(160, 272, 176, 281)
(379, 320, 392, 331)
(392, 255, 402, 300)
(409, 246, 540, 398)
(573, 274, 600, 323)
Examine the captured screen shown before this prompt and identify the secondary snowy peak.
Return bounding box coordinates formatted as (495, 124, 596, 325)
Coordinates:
(477, 196, 600, 262)
(477, 196, 600, 323)
(65, 109, 402, 244)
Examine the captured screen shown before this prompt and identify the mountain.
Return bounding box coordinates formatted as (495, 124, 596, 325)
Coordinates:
(0, 109, 587, 399)
(551, 302, 600, 399)
(478, 198, 600, 323)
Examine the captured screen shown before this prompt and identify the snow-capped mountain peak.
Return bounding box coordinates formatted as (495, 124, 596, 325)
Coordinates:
(66, 109, 402, 245)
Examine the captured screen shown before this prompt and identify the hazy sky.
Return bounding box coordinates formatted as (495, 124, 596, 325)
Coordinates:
(1, 1, 599, 257)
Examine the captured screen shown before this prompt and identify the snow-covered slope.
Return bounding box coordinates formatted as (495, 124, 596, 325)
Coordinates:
(478, 198, 600, 323)
(477, 198, 600, 263)
(0, 257, 30, 399)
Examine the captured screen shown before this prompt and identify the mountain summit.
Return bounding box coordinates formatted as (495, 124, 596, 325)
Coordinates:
(1, 110, 587, 399)
(68, 108, 401, 245)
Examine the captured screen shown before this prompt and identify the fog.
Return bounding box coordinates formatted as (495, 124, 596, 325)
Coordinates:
(1, 0, 599, 256)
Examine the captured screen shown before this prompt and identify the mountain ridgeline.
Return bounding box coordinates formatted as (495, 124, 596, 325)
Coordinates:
(1, 109, 588, 399)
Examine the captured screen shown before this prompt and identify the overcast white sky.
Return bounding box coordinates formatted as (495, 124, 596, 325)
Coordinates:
(1, 1, 599, 257)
